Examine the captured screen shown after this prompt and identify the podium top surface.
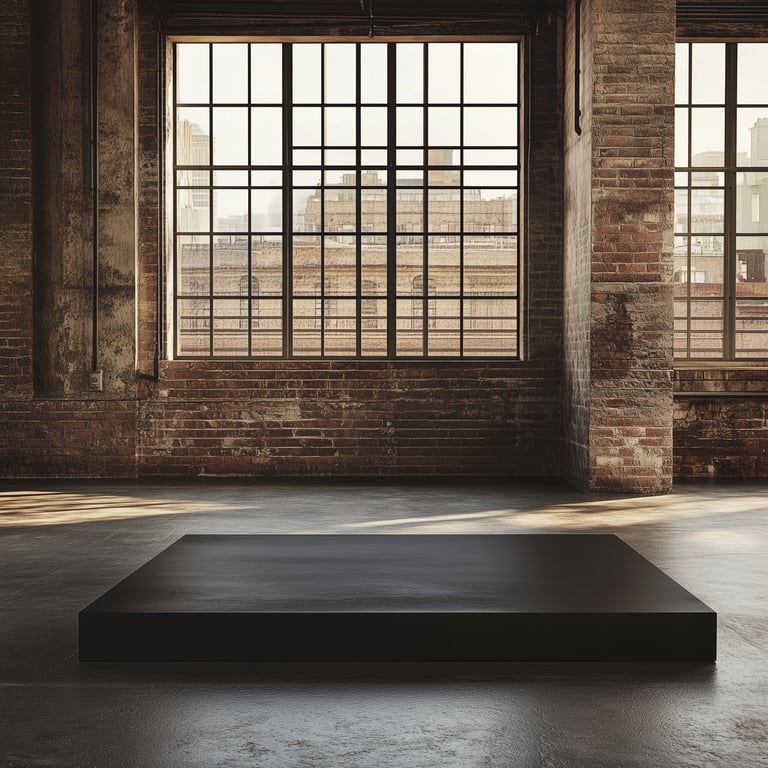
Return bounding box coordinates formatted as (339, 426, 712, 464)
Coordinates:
(81, 534, 715, 616)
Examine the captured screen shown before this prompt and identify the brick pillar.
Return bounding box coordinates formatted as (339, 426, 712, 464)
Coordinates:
(564, 0, 675, 494)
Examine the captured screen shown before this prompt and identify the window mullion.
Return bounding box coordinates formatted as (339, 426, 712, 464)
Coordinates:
(356, 44, 362, 357)
(387, 43, 397, 358)
(422, 43, 429, 356)
(283, 43, 293, 359)
(724, 42, 738, 360)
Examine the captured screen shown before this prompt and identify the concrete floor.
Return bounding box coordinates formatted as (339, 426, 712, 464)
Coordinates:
(1, 479, 766, 767)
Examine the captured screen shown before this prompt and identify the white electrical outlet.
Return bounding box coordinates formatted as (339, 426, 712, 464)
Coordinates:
(89, 370, 103, 391)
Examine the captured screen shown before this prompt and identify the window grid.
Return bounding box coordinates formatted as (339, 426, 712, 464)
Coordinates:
(674, 42, 768, 361)
(173, 41, 520, 359)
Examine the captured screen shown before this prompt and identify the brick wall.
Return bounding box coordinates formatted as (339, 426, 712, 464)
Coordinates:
(674, 368, 768, 477)
(0, 0, 34, 400)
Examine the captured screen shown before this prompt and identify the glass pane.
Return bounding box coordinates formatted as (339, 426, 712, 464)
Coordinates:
(463, 299, 517, 356)
(737, 176, 768, 231)
(428, 44, 460, 103)
(325, 298, 357, 356)
(464, 43, 517, 104)
(428, 247, 460, 295)
(251, 169, 283, 187)
(252, 236, 282, 296)
(465, 149, 517, 166)
(325, 248, 356, 296)
(362, 237, 387, 294)
(213, 299, 248, 356)
(214, 188, 248, 232)
(212, 108, 247, 165)
(737, 108, 768, 166)
(177, 236, 209, 296)
(213, 44, 247, 103)
(362, 148, 387, 165)
(674, 189, 689, 233)
(293, 149, 321, 165)
(177, 108, 209, 165)
(361, 107, 387, 146)
(427, 188, 459, 232)
(689, 300, 723, 357)
(324, 188, 355, 232)
(326, 149, 356, 165)
(674, 107, 688, 167)
(465, 190, 516, 233)
(736, 238, 768, 295)
(293, 107, 321, 146)
(689, 239, 724, 291)
(362, 189, 386, 231)
(675, 43, 689, 104)
(428, 300, 460, 356)
(361, 299, 387, 355)
(464, 169, 517, 187)
(293, 44, 321, 103)
(397, 188, 422, 232)
(251, 108, 282, 165)
(396, 298, 423, 355)
(251, 44, 282, 103)
(397, 107, 423, 145)
(251, 299, 282, 356)
(691, 108, 724, 165)
(214, 170, 248, 186)
(465, 107, 517, 146)
(325, 44, 356, 103)
(293, 238, 321, 295)
(464, 237, 517, 296)
(735, 300, 768, 357)
(396, 239, 423, 293)
(428, 107, 460, 145)
(212, 242, 248, 296)
(397, 43, 423, 102)
(293, 190, 319, 232)
(177, 44, 209, 104)
(691, 43, 725, 104)
(361, 44, 387, 103)
(292, 299, 321, 356)
(737, 44, 768, 104)
(251, 189, 281, 232)
(177, 299, 210, 356)
(176, 188, 209, 232)
(690, 188, 724, 233)
(325, 107, 356, 146)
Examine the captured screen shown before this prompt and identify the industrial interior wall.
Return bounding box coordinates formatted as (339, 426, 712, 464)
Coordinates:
(0, 1, 565, 479)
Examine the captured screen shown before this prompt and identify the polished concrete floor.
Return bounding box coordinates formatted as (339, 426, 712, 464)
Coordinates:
(1, 478, 767, 767)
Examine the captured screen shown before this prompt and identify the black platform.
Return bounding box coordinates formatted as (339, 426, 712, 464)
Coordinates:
(79, 534, 716, 662)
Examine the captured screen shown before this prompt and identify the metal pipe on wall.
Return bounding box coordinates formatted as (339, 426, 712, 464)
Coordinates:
(89, 0, 100, 378)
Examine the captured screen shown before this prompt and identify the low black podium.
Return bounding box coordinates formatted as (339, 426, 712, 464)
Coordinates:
(79, 534, 716, 662)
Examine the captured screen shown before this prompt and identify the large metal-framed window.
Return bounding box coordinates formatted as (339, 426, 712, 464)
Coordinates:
(674, 42, 768, 360)
(171, 40, 520, 359)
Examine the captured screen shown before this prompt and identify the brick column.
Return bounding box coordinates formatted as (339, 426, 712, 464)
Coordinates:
(564, 0, 676, 494)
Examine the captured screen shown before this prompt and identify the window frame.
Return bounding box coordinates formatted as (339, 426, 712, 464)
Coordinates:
(166, 37, 523, 361)
(674, 40, 768, 362)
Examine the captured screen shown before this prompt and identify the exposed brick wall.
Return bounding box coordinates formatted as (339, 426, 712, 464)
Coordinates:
(0, 0, 34, 400)
(674, 368, 768, 478)
(568, 0, 676, 494)
(1, 400, 137, 478)
(138, 361, 560, 477)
